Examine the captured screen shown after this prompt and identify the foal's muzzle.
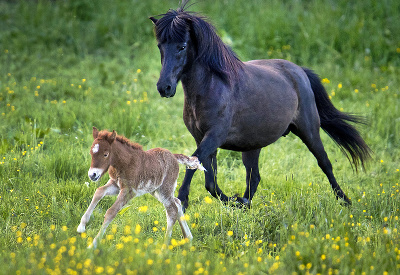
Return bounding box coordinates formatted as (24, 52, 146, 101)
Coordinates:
(88, 168, 103, 182)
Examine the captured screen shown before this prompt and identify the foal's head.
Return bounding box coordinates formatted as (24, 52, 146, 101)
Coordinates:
(88, 127, 116, 182)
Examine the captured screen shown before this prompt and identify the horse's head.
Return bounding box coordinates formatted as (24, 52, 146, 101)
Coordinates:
(88, 127, 116, 182)
(150, 10, 194, 98)
(151, 8, 242, 97)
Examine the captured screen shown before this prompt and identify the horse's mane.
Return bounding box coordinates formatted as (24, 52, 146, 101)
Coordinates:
(153, 5, 243, 84)
(98, 130, 143, 151)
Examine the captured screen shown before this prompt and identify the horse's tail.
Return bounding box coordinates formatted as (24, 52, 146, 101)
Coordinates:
(302, 67, 372, 171)
(174, 154, 206, 171)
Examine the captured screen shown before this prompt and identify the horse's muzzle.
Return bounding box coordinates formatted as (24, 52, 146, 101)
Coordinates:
(157, 83, 176, 98)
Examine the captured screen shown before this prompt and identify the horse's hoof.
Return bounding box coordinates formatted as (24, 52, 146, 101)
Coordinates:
(341, 197, 352, 207)
(228, 195, 251, 209)
(181, 199, 189, 213)
(235, 197, 251, 208)
(336, 192, 352, 207)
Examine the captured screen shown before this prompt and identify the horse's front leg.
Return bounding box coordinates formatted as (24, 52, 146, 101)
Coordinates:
(202, 151, 230, 202)
(178, 132, 228, 211)
(177, 168, 196, 212)
(77, 179, 119, 233)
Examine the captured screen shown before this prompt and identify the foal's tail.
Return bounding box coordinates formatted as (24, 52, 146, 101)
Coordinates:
(303, 67, 372, 171)
(174, 154, 206, 171)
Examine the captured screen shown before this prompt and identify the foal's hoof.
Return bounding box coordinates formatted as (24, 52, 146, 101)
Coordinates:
(77, 224, 86, 233)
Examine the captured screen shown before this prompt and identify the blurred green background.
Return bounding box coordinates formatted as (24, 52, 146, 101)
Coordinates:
(0, 1, 399, 274)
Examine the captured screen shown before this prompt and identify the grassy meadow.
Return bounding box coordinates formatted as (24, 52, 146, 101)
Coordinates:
(1, 0, 399, 274)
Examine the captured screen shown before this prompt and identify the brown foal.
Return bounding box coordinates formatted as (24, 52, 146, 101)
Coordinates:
(77, 127, 204, 248)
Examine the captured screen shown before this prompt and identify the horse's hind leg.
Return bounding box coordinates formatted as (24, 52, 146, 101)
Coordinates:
(237, 149, 261, 207)
(292, 124, 351, 205)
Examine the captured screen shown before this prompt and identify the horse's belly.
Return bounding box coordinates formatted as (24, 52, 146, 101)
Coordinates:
(221, 129, 283, 151)
(221, 107, 297, 151)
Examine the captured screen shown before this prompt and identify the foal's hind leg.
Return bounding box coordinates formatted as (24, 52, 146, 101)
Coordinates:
(154, 190, 192, 243)
(174, 198, 192, 240)
(292, 126, 351, 205)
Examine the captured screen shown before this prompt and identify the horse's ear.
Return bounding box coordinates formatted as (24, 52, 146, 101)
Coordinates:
(93, 127, 99, 139)
(149, 17, 158, 25)
(108, 130, 117, 144)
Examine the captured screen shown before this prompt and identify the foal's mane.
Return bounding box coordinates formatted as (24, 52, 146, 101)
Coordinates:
(153, 4, 243, 84)
(98, 130, 143, 151)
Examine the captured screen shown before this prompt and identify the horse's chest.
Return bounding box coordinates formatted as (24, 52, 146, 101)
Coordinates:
(184, 100, 224, 139)
(183, 105, 204, 139)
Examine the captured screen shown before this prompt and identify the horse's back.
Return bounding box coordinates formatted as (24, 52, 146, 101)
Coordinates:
(244, 59, 318, 120)
(243, 59, 322, 136)
(245, 59, 311, 93)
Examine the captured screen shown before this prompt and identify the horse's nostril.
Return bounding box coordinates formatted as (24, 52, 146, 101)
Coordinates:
(165, 85, 171, 91)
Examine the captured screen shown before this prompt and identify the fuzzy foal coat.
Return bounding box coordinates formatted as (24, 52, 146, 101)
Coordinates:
(77, 128, 194, 248)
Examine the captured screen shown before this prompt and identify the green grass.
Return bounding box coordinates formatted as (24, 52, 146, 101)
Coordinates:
(1, 0, 399, 274)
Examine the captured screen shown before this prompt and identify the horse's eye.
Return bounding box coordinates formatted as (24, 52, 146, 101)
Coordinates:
(104, 153, 109, 158)
(178, 45, 186, 52)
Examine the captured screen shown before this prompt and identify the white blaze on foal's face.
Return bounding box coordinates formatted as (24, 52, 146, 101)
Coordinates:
(92, 143, 99, 154)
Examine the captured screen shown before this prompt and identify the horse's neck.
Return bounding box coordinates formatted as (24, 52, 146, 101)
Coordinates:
(181, 64, 213, 98)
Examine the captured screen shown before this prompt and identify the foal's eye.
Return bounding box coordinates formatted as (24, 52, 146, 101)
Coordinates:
(104, 153, 109, 158)
(178, 45, 186, 52)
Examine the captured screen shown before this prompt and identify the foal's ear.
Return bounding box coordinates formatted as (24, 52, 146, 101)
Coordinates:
(108, 130, 117, 144)
(149, 16, 158, 25)
(92, 127, 99, 139)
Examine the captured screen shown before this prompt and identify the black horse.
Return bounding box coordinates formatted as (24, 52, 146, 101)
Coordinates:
(150, 5, 371, 211)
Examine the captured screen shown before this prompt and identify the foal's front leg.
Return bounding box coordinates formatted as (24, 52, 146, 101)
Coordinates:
(91, 188, 134, 248)
(77, 179, 119, 233)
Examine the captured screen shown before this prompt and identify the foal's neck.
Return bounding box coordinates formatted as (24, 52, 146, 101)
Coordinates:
(111, 139, 143, 167)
